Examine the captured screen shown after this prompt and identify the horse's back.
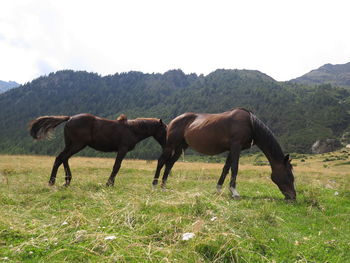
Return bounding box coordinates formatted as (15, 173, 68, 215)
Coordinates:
(172, 109, 253, 155)
(167, 113, 197, 136)
(67, 114, 122, 131)
(64, 114, 96, 138)
(64, 114, 127, 150)
(183, 112, 231, 154)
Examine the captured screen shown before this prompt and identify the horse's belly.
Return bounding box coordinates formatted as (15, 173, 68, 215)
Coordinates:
(185, 133, 228, 155)
(88, 142, 117, 152)
(190, 144, 226, 155)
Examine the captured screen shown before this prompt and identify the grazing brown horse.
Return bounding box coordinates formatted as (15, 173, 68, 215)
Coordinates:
(29, 113, 167, 186)
(152, 108, 296, 200)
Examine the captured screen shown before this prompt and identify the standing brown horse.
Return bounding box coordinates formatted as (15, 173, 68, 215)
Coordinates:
(152, 108, 296, 200)
(29, 113, 167, 186)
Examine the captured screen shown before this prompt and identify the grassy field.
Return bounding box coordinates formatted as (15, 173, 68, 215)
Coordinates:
(0, 150, 349, 262)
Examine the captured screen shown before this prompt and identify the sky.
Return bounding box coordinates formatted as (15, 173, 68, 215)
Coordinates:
(1, 0, 350, 84)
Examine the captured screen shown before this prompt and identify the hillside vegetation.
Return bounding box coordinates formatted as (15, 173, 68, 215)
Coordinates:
(0, 151, 349, 262)
(0, 69, 349, 158)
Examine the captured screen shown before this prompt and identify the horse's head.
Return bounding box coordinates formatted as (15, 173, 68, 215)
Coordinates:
(153, 119, 167, 148)
(271, 154, 296, 200)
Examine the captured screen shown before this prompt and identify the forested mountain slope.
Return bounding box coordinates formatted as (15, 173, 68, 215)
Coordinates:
(0, 69, 349, 158)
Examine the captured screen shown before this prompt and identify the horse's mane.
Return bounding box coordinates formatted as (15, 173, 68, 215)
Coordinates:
(127, 118, 160, 134)
(231, 107, 252, 113)
(249, 113, 285, 162)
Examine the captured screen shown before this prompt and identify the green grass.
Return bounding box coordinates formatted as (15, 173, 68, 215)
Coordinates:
(0, 151, 349, 262)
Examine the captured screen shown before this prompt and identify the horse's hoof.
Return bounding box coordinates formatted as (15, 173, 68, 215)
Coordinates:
(216, 185, 223, 194)
(152, 180, 158, 186)
(230, 187, 240, 199)
(48, 181, 55, 186)
(106, 182, 114, 187)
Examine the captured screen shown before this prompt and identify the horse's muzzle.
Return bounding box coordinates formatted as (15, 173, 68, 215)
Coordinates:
(284, 191, 296, 200)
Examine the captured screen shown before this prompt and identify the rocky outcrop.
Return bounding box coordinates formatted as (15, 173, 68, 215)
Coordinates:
(311, 139, 342, 154)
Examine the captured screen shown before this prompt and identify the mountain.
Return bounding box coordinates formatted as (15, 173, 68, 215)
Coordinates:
(0, 69, 349, 158)
(0, 80, 20, 93)
(291, 62, 350, 87)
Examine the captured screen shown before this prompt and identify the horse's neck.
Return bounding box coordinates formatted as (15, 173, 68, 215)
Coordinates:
(255, 140, 285, 170)
(135, 132, 152, 142)
(128, 120, 156, 141)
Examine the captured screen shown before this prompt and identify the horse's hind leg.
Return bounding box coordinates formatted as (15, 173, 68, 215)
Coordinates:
(152, 148, 173, 187)
(61, 143, 86, 186)
(161, 145, 185, 188)
(106, 148, 128, 186)
(48, 143, 85, 186)
(63, 160, 72, 186)
(49, 149, 69, 185)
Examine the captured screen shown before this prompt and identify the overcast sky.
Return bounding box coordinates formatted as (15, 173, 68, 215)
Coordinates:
(1, 0, 350, 84)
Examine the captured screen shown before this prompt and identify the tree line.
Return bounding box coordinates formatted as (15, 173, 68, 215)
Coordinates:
(0, 69, 349, 159)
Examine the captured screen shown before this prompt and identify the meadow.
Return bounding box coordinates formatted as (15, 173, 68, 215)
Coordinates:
(0, 150, 349, 262)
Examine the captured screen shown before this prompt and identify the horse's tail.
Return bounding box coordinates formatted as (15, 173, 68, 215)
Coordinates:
(29, 116, 70, 140)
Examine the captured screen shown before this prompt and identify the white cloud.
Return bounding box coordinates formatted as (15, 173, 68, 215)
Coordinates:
(1, 0, 350, 83)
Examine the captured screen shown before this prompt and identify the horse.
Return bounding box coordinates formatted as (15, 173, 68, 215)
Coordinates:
(152, 108, 296, 200)
(29, 113, 167, 187)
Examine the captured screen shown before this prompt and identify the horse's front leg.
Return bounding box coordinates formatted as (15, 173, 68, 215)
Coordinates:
(216, 152, 233, 193)
(106, 148, 128, 187)
(229, 144, 241, 198)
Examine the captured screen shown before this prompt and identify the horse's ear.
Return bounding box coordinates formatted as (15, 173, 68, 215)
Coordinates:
(284, 154, 292, 164)
(117, 114, 127, 122)
(159, 119, 163, 125)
